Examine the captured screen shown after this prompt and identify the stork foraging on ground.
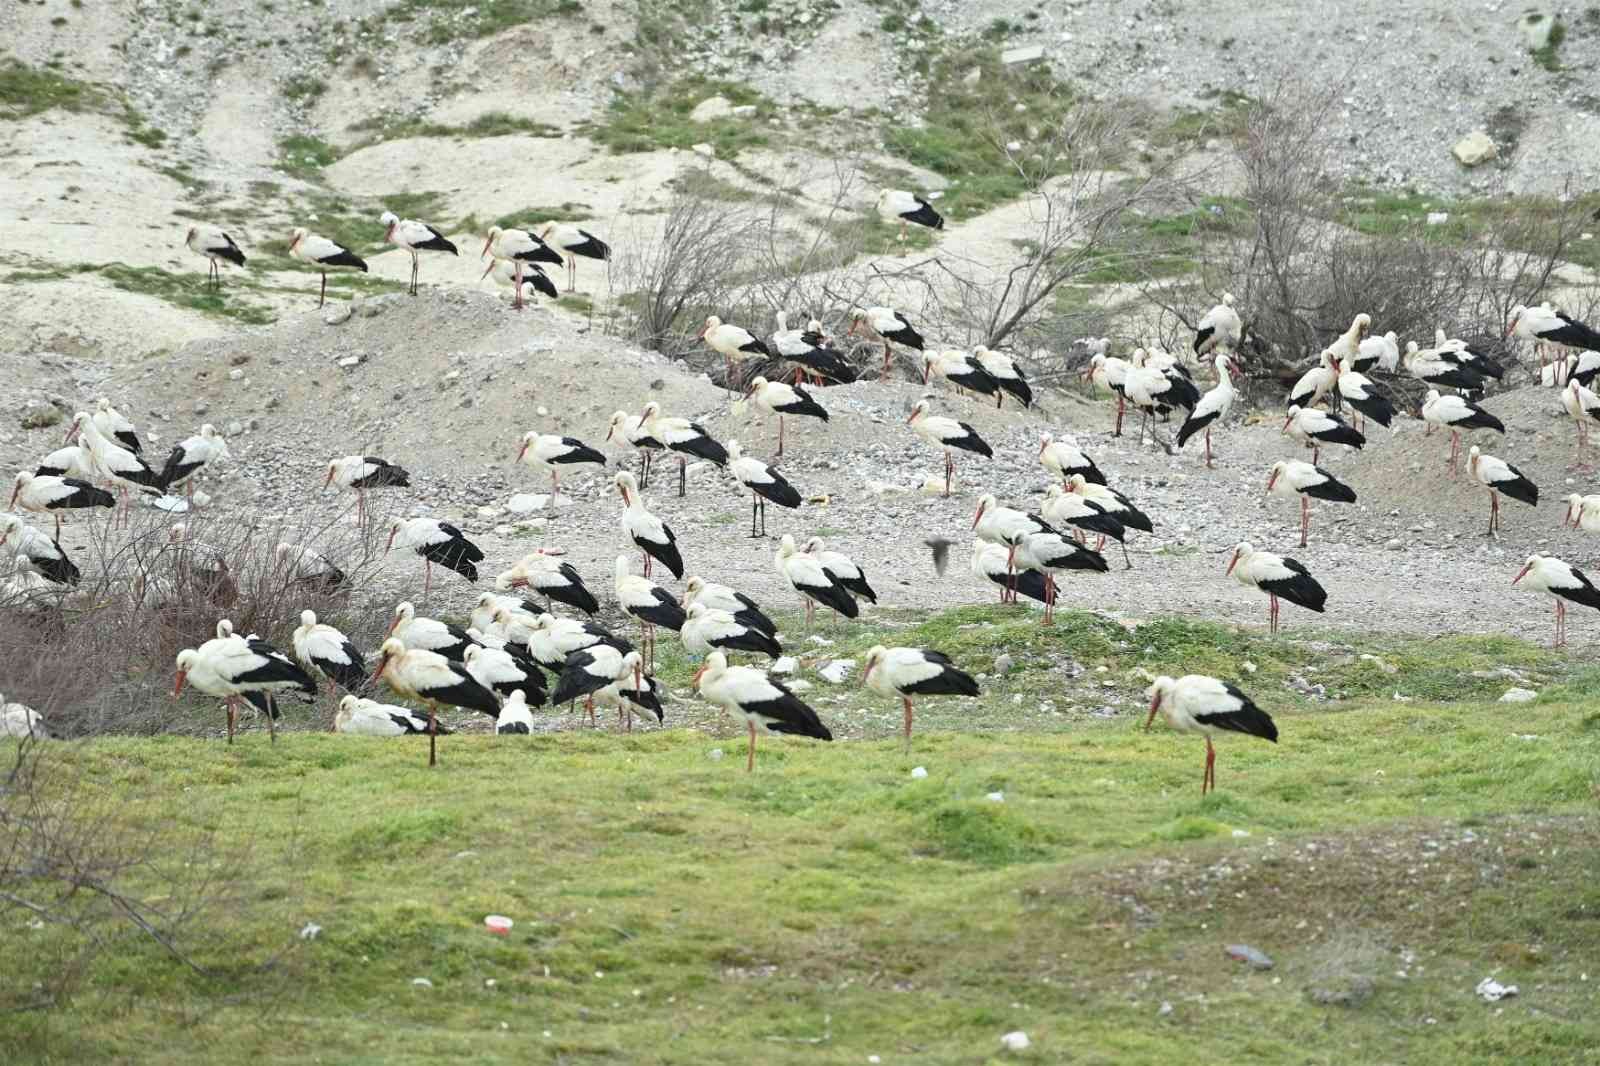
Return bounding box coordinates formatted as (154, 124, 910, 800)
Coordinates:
(1265, 460, 1357, 547)
(536, 222, 610, 292)
(9, 472, 113, 538)
(482, 226, 562, 311)
(775, 533, 858, 630)
(1176, 354, 1240, 466)
(1193, 293, 1242, 358)
(1226, 542, 1327, 635)
(1038, 433, 1106, 486)
(516, 430, 606, 496)
(1146, 675, 1277, 795)
(694, 651, 831, 772)
(0, 515, 78, 586)
(907, 399, 992, 497)
(613, 555, 685, 670)
(1013, 530, 1108, 623)
(726, 440, 801, 538)
(1468, 445, 1539, 535)
(159, 423, 230, 499)
(288, 227, 368, 307)
(876, 188, 945, 242)
(1282, 404, 1365, 465)
(849, 306, 925, 379)
(174, 630, 315, 744)
(496, 547, 600, 615)
(863, 644, 979, 747)
(1513, 553, 1600, 648)
(1561, 378, 1600, 462)
(324, 455, 410, 528)
(699, 316, 770, 391)
(615, 470, 683, 578)
(1421, 389, 1505, 474)
(638, 401, 729, 498)
(186, 224, 246, 289)
(385, 517, 483, 599)
(336, 694, 452, 737)
(682, 602, 782, 660)
(745, 375, 829, 458)
(371, 638, 499, 766)
(380, 210, 458, 295)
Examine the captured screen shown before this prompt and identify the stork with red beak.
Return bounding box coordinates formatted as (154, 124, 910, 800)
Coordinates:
(481, 226, 561, 310)
(1512, 553, 1600, 648)
(516, 430, 606, 496)
(1176, 354, 1241, 467)
(380, 210, 458, 295)
(1146, 674, 1277, 795)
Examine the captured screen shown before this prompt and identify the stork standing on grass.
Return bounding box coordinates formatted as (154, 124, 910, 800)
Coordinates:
(385, 518, 483, 599)
(694, 651, 832, 772)
(877, 188, 945, 243)
(370, 638, 499, 766)
(1146, 675, 1277, 795)
(1225, 541, 1327, 636)
(186, 224, 245, 289)
(681, 602, 782, 660)
(849, 306, 925, 380)
(1265, 460, 1357, 548)
(9, 471, 113, 538)
(616, 470, 683, 579)
(1013, 530, 1108, 624)
(638, 401, 729, 498)
(1176, 354, 1240, 466)
(380, 210, 458, 296)
(684, 575, 778, 637)
(174, 631, 315, 744)
(726, 440, 801, 538)
(526, 614, 633, 686)
(699, 316, 770, 391)
(1513, 553, 1600, 648)
(291, 609, 367, 703)
(1282, 404, 1365, 465)
(288, 227, 368, 307)
(1421, 389, 1504, 474)
(908, 399, 992, 497)
(801, 537, 876, 607)
(775, 533, 858, 631)
(463, 644, 547, 707)
(745, 376, 829, 458)
(863, 644, 979, 747)
(482, 225, 562, 311)
(1193, 293, 1242, 358)
(336, 694, 452, 737)
(1468, 445, 1539, 535)
(324, 455, 410, 529)
(536, 222, 610, 292)
(516, 429, 606, 497)
(551, 644, 648, 727)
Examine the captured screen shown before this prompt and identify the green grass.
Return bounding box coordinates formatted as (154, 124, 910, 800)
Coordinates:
(276, 133, 341, 179)
(1073, 197, 1252, 284)
(1159, 88, 1255, 146)
(1532, 16, 1566, 72)
(282, 73, 327, 103)
(0, 60, 101, 118)
(2, 262, 275, 324)
(586, 77, 774, 158)
(379, 0, 583, 45)
(348, 111, 563, 145)
(2, 605, 1597, 1062)
(1336, 187, 1600, 273)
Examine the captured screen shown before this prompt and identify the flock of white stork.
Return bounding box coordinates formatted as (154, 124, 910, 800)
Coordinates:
(7, 190, 1600, 795)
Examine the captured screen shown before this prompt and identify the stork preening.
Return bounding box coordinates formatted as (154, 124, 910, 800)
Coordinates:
(908, 399, 992, 497)
(526, 613, 631, 681)
(1404, 341, 1487, 393)
(1352, 330, 1400, 374)
(324, 455, 410, 528)
(472, 591, 536, 636)
(186, 224, 246, 289)
(1265, 460, 1356, 547)
(65, 411, 164, 525)
(385, 518, 483, 598)
(1288, 351, 1338, 411)
(1012, 530, 1108, 623)
(684, 575, 777, 637)
(1038, 433, 1106, 486)
(482, 226, 562, 311)
(699, 316, 770, 390)
(1565, 493, 1600, 533)
(536, 222, 610, 292)
(94, 398, 141, 455)
(159, 423, 230, 499)
(849, 306, 925, 379)
(862, 645, 979, 747)
(1433, 328, 1504, 382)
(1084, 353, 1133, 436)
(1226, 541, 1327, 635)
(516, 430, 606, 496)
(745, 376, 829, 458)
(288, 227, 368, 307)
(1421, 389, 1505, 474)
(495, 547, 600, 615)
(1513, 554, 1600, 648)
(775, 533, 858, 630)
(9, 471, 113, 538)
(370, 638, 499, 766)
(613, 555, 686, 670)
(1468, 445, 1538, 535)
(291, 609, 367, 699)
(726, 440, 801, 537)
(380, 210, 458, 296)
(387, 600, 479, 662)
(1326, 313, 1371, 369)
(615, 470, 683, 578)
(972, 346, 1032, 408)
(1282, 405, 1365, 465)
(1146, 675, 1277, 795)
(463, 644, 547, 708)
(682, 602, 782, 660)
(770, 312, 855, 386)
(1193, 293, 1242, 358)
(876, 188, 944, 242)
(336, 694, 452, 737)
(0, 515, 78, 586)
(1176, 354, 1239, 466)
(638, 401, 729, 498)
(693, 651, 831, 772)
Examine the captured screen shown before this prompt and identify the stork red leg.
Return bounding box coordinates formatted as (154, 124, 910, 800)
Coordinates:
(902, 696, 914, 750)
(1203, 736, 1216, 795)
(1043, 573, 1056, 625)
(1204, 427, 1214, 468)
(427, 702, 437, 767)
(1300, 495, 1309, 548)
(1113, 395, 1125, 437)
(226, 696, 235, 745)
(318, 272, 328, 308)
(746, 719, 757, 773)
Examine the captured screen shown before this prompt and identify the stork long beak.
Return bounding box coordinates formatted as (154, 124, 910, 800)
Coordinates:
(1505, 316, 1518, 337)
(173, 669, 187, 697)
(922, 363, 931, 384)
(1512, 563, 1532, 585)
(384, 223, 396, 243)
(633, 663, 642, 693)
(64, 422, 79, 444)
(605, 425, 616, 442)
(288, 232, 302, 253)
(516, 441, 529, 462)
(862, 660, 876, 685)
(1266, 472, 1278, 493)
(691, 663, 708, 687)
(1280, 415, 1293, 434)
(846, 321, 860, 338)
(480, 261, 496, 281)
(905, 410, 917, 425)
(696, 324, 711, 341)
(1144, 692, 1160, 730)
(971, 502, 986, 529)
(386, 615, 400, 637)
(1038, 439, 1048, 457)
(7, 487, 18, 510)
(369, 657, 389, 685)
(384, 529, 396, 553)
(481, 236, 493, 258)
(1224, 550, 1240, 576)
(322, 469, 334, 488)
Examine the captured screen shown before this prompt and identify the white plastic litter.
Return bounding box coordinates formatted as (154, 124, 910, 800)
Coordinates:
(910, 766, 929, 779)
(1000, 1031, 1031, 1051)
(986, 791, 1005, 803)
(1476, 977, 1518, 1002)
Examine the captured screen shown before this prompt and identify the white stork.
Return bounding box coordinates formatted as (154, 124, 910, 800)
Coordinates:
(64, 411, 164, 524)
(876, 188, 944, 242)
(1404, 341, 1488, 393)
(1468, 445, 1539, 535)
(1565, 493, 1600, 533)
(972, 345, 1032, 408)
(1040, 484, 1127, 561)
(9, 471, 113, 538)
(1509, 303, 1600, 380)
(288, 227, 368, 307)
(1225, 541, 1327, 635)
(1513, 554, 1600, 648)
(1193, 293, 1242, 358)
(1146, 675, 1277, 795)
(699, 316, 770, 391)
(1, 695, 51, 739)
(495, 548, 600, 615)
(1329, 356, 1396, 430)
(551, 641, 646, 723)
(862, 644, 979, 746)
(174, 630, 315, 744)
(800, 537, 877, 606)
(516, 429, 606, 496)
(526, 613, 632, 678)
(380, 210, 458, 295)
(908, 399, 992, 497)
(1038, 433, 1106, 486)
(771, 312, 855, 386)
(606, 409, 663, 489)
(1083, 353, 1133, 436)
(481, 256, 558, 301)
(185, 224, 245, 289)
(495, 690, 536, 734)
(34, 440, 99, 482)
(1352, 329, 1400, 374)
(276, 542, 347, 594)
(1433, 328, 1504, 382)
(682, 602, 782, 660)
(1562, 378, 1600, 459)
(615, 470, 683, 578)
(775, 533, 858, 629)
(323, 455, 410, 528)
(745, 376, 828, 457)
(970, 539, 1052, 606)
(158, 423, 230, 499)
(848, 306, 925, 379)
(1421, 389, 1504, 474)
(923, 349, 1001, 403)
(726, 440, 801, 538)
(472, 591, 538, 636)
(693, 650, 832, 772)
(973, 493, 1052, 602)
(1287, 351, 1338, 411)
(536, 222, 610, 292)
(1124, 359, 1200, 439)
(1325, 313, 1371, 368)
(336, 694, 450, 737)
(0, 514, 78, 586)
(370, 638, 499, 765)
(683, 575, 777, 637)
(463, 644, 546, 707)
(639, 401, 729, 498)
(291, 609, 366, 695)
(1265, 460, 1357, 547)
(93, 398, 142, 454)
(613, 555, 685, 669)
(1012, 530, 1108, 623)
(1066, 475, 1152, 567)
(481, 226, 562, 310)
(386, 517, 483, 597)
(387, 600, 479, 662)
(1282, 405, 1364, 465)
(1176, 354, 1240, 466)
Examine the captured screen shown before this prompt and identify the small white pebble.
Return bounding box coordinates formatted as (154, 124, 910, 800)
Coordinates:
(411, 977, 433, 989)
(708, 748, 724, 760)
(1000, 1030, 1031, 1051)
(1158, 1001, 1173, 1016)
(986, 791, 1005, 803)
(543, 1030, 553, 1038)
(911, 766, 928, 779)
(485, 979, 497, 988)
(595, 971, 605, 979)
(869, 1058, 882, 1065)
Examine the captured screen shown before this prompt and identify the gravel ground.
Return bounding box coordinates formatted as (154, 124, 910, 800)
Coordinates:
(6, 289, 1596, 652)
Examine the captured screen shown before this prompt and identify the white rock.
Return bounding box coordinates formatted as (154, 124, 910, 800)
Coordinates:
(1476, 976, 1518, 1001)
(1498, 687, 1537, 703)
(730, 104, 757, 117)
(818, 659, 855, 684)
(708, 748, 724, 760)
(1426, 212, 1450, 226)
(770, 656, 798, 675)
(228, 368, 244, 381)
(690, 95, 733, 122)
(1452, 131, 1497, 167)
(1000, 1030, 1031, 1050)
(412, 977, 433, 989)
(323, 304, 353, 326)
(986, 791, 1005, 803)
(786, 679, 812, 693)
(299, 922, 322, 940)
(1001, 45, 1044, 65)
(1241, 660, 1257, 674)
(691, 142, 716, 158)
(910, 766, 928, 779)
(506, 493, 548, 515)
(477, 506, 503, 519)
(807, 635, 835, 647)
(1518, 9, 1554, 51)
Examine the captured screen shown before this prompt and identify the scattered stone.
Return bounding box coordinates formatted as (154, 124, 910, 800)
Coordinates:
(993, 652, 1013, 675)
(986, 791, 1005, 803)
(730, 104, 757, 117)
(1452, 131, 1497, 167)
(506, 493, 549, 514)
(690, 96, 733, 122)
(299, 922, 322, 941)
(1498, 687, 1537, 703)
(229, 352, 250, 366)
(770, 656, 798, 675)
(1225, 944, 1275, 970)
(338, 355, 363, 369)
(1384, 538, 1404, 551)
(193, 401, 209, 415)
(1001, 45, 1045, 65)
(910, 766, 928, 779)
(1158, 1001, 1173, 1016)
(323, 304, 353, 326)
(1519, 9, 1555, 51)
(962, 66, 982, 85)
(1241, 660, 1258, 674)
(356, 298, 383, 319)
(999, 1031, 1031, 1051)
(691, 142, 716, 159)
(411, 977, 433, 989)
(1426, 212, 1450, 226)
(1308, 974, 1375, 1007)
(227, 368, 244, 381)
(817, 659, 855, 684)
(1476, 976, 1518, 1002)
(19, 405, 61, 429)
(707, 748, 724, 760)
(226, 420, 244, 437)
